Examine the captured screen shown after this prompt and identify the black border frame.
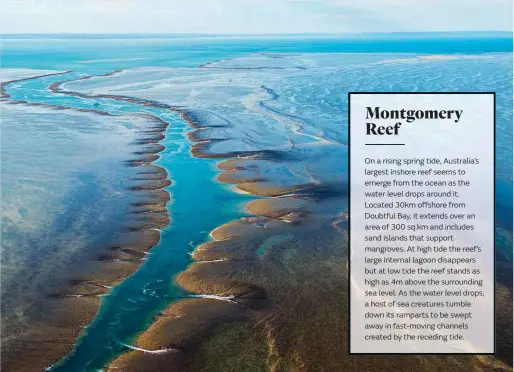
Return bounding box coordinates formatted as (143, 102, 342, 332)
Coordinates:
(347, 91, 497, 356)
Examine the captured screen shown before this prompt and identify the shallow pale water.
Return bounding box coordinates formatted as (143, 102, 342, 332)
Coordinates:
(1, 102, 140, 305)
(3, 75, 254, 370)
(1, 34, 512, 371)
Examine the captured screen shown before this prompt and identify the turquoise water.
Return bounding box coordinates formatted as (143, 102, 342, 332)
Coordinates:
(4, 73, 254, 370)
(1, 34, 512, 371)
(2, 33, 512, 72)
(257, 234, 293, 257)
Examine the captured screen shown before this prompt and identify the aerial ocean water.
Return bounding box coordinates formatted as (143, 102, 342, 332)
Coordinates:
(1, 34, 512, 372)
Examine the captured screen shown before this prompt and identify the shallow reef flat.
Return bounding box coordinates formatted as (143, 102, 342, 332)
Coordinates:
(60, 53, 512, 371)
(107, 215, 511, 371)
(64, 52, 512, 182)
(64, 52, 512, 242)
(1, 80, 172, 371)
(0, 69, 70, 98)
(3, 52, 509, 371)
